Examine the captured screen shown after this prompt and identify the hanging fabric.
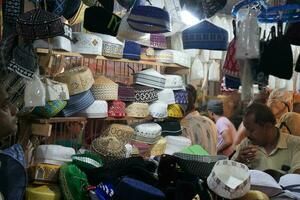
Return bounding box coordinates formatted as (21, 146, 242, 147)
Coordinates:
(208, 60, 220, 81)
(190, 55, 205, 81)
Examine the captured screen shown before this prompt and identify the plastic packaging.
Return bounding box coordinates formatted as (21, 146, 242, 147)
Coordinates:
(24, 70, 46, 107)
(235, 8, 260, 59)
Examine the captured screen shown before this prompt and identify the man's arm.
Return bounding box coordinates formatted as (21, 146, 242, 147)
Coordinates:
(217, 129, 233, 154)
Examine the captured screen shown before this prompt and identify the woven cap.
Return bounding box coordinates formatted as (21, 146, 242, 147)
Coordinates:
(91, 136, 126, 161)
(150, 137, 167, 157)
(108, 100, 126, 118)
(133, 123, 162, 144)
(207, 160, 250, 199)
(92, 76, 118, 100)
(126, 102, 149, 118)
(102, 123, 134, 144)
(55, 66, 94, 95)
(167, 104, 183, 118)
(16, 9, 64, 41)
(71, 152, 103, 169)
(132, 84, 158, 103)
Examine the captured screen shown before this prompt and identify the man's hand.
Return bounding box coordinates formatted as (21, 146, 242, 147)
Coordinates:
(236, 145, 258, 164)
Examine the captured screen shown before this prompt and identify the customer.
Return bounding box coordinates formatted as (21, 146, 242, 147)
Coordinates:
(267, 88, 293, 122)
(232, 103, 300, 174)
(180, 85, 218, 155)
(207, 99, 237, 156)
(0, 84, 26, 200)
(278, 112, 300, 137)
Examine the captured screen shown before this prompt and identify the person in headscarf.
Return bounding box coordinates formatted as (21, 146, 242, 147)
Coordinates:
(267, 89, 293, 122)
(278, 112, 300, 137)
(207, 99, 237, 157)
(180, 85, 218, 155)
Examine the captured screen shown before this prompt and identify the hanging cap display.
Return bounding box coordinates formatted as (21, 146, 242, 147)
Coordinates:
(182, 20, 228, 50)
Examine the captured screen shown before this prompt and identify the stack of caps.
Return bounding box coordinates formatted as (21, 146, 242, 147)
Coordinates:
(126, 102, 149, 118)
(60, 90, 95, 117)
(132, 84, 158, 103)
(76, 100, 108, 118)
(134, 68, 166, 89)
(71, 32, 103, 55)
(33, 23, 73, 52)
(118, 83, 135, 102)
(54, 66, 94, 95)
(108, 100, 126, 118)
(155, 50, 191, 68)
(91, 136, 126, 161)
(30, 145, 76, 185)
(102, 124, 134, 144)
(91, 76, 118, 100)
(132, 123, 162, 144)
(149, 101, 168, 119)
(167, 104, 184, 118)
(164, 136, 191, 155)
(94, 33, 124, 58)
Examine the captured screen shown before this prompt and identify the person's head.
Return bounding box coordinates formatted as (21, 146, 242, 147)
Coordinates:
(267, 89, 293, 121)
(185, 84, 197, 114)
(278, 112, 300, 137)
(0, 85, 18, 140)
(243, 103, 276, 146)
(207, 99, 224, 119)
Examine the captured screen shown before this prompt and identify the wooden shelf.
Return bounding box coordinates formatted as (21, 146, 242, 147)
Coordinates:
(31, 116, 153, 123)
(35, 48, 188, 69)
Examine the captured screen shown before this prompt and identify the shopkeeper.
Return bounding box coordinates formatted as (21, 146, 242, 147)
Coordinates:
(232, 103, 300, 174)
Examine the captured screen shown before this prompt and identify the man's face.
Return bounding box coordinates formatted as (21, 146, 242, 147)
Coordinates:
(0, 87, 18, 139)
(243, 114, 268, 146)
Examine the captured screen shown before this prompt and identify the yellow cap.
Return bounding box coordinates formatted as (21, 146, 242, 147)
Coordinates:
(236, 190, 269, 200)
(168, 104, 183, 118)
(26, 185, 61, 200)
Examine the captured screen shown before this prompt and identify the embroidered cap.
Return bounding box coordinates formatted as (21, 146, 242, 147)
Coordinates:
(91, 76, 118, 100)
(72, 32, 103, 55)
(126, 102, 149, 118)
(8, 44, 38, 79)
(132, 123, 162, 144)
(157, 89, 176, 105)
(132, 84, 158, 103)
(155, 50, 191, 68)
(16, 9, 64, 41)
(123, 41, 141, 60)
(108, 100, 126, 118)
(133, 68, 166, 89)
(182, 20, 228, 51)
(118, 83, 135, 102)
(174, 90, 188, 104)
(84, 6, 122, 36)
(164, 74, 185, 90)
(102, 123, 134, 144)
(33, 100, 67, 118)
(95, 33, 124, 58)
(127, 6, 171, 33)
(149, 101, 168, 119)
(167, 104, 184, 118)
(76, 100, 108, 118)
(54, 66, 94, 95)
(91, 136, 126, 161)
